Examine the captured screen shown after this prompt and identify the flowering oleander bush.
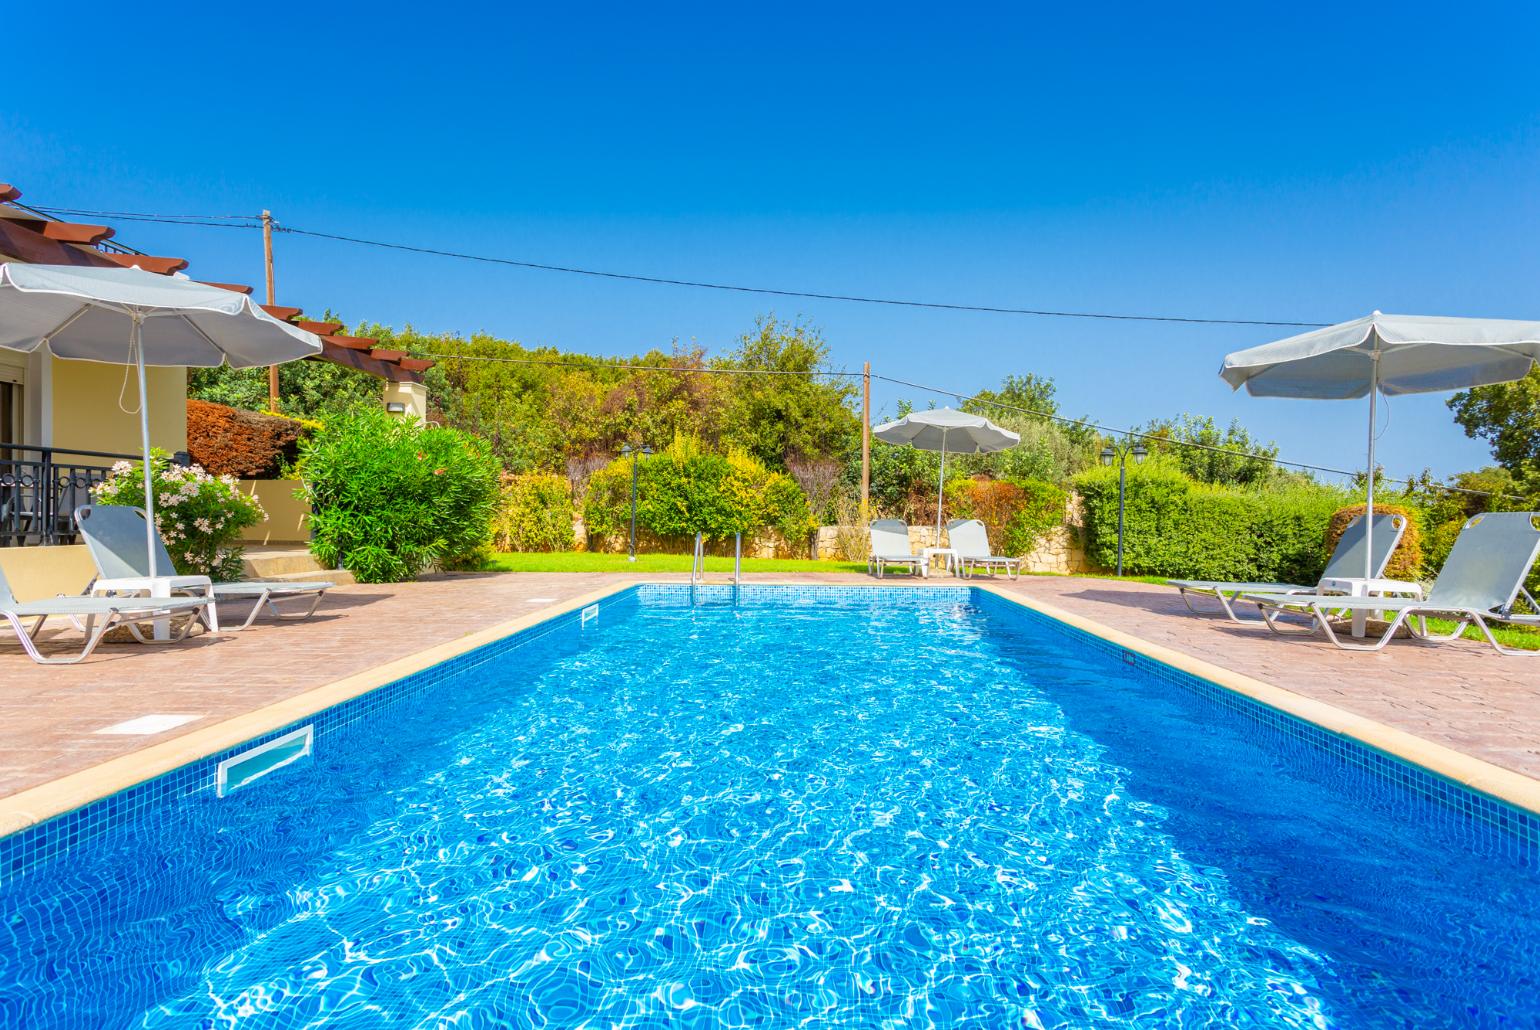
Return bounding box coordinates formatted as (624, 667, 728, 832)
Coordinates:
(93, 451, 265, 581)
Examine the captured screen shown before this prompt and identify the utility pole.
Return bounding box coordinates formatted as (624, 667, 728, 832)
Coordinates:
(262, 210, 279, 411)
(861, 361, 871, 520)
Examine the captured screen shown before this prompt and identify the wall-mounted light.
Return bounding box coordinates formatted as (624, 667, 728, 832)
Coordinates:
(385, 402, 406, 414)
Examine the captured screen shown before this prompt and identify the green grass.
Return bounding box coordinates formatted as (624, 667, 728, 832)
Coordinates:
(1422, 616, 1540, 651)
(485, 552, 867, 574)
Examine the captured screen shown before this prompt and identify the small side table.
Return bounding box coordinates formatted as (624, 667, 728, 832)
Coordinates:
(1316, 576, 1424, 637)
(920, 547, 959, 578)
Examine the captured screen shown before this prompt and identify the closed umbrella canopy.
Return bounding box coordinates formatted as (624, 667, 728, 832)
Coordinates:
(0, 263, 323, 577)
(1221, 311, 1540, 578)
(873, 406, 1020, 539)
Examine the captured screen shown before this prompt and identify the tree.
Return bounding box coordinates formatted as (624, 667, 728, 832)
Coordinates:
(1448, 367, 1540, 481)
(186, 359, 381, 420)
(1140, 414, 1279, 487)
(716, 317, 859, 469)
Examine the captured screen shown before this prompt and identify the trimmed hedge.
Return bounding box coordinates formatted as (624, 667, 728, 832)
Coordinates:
(185, 399, 304, 478)
(1074, 461, 1351, 582)
(495, 473, 576, 552)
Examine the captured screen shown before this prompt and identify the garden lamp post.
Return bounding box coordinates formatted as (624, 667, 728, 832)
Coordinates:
(619, 443, 653, 562)
(1099, 439, 1147, 577)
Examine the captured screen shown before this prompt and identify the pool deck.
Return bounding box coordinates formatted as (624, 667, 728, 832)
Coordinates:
(1, 572, 1536, 816)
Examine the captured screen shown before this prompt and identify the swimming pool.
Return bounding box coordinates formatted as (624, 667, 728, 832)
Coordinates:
(2, 584, 1538, 1027)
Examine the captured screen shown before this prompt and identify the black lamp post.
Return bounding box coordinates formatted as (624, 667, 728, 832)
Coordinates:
(1098, 439, 1148, 577)
(619, 443, 653, 562)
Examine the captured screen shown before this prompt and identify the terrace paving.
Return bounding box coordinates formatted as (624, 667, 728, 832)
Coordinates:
(0, 572, 1535, 806)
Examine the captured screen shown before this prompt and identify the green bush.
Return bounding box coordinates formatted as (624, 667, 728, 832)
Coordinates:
(495, 473, 576, 552)
(93, 451, 265, 581)
(298, 408, 502, 582)
(584, 437, 814, 551)
(1074, 459, 1351, 580)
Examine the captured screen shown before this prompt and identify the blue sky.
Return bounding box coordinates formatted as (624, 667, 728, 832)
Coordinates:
(7, 3, 1538, 481)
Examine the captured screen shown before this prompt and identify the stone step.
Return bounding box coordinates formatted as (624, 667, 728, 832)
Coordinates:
(241, 546, 355, 585)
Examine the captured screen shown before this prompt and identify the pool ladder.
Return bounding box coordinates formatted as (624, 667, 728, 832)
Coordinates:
(689, 532, 742, 587)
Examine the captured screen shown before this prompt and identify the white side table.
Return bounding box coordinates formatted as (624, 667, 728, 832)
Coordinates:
(1317, 576, 1424, 637)
(920, 547, 959, 578)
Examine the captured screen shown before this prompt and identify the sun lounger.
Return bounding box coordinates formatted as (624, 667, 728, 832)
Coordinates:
(867, 520, 926, 577)
(0, 566, 209, 664)
(1245, 512, 1540, 655)
(75, 505, 332, 632)
(946, 519, 1020, 579)
(1169, 512, 1408, 622)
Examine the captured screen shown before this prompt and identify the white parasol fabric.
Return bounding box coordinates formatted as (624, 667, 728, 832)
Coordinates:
(0, 263, 322, 577)
(873, 406, 1020, 540)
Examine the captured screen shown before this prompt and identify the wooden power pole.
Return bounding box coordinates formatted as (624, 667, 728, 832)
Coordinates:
(861, 361, 871, 519)
(262, 210, 279, 410)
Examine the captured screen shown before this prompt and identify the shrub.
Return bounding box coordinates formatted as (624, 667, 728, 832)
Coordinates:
(93, 451, 265, 581)
(945, 477, 1068, 557)
(495, 473, 576, 552)
(583, 437, 814, 552)
(185, 399, 306, 478)
(1074, 460, 1351, 580)
(298, 408, 502, 583)
(1324, 503, 1424, 581)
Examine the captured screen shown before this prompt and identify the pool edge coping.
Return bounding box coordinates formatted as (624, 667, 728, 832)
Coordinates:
(0, 578, 647, 839)
(973, 582, 1540, 817)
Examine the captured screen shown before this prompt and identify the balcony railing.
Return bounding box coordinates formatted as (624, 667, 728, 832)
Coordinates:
(0, 444, 142, 547)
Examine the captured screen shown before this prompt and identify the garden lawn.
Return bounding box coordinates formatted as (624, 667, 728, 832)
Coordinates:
(1423, 616, 1540, 652)
(487, 552, 867, 574)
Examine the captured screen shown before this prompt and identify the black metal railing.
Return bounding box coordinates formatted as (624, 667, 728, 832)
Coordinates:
(0, 444, 141, 547)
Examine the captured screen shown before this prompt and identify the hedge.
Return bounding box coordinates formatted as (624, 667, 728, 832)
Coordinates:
(584, 439, 813, 551)
(495, 473, 576, 552)
(185, 399, 304, 478)
(1073, 461, 1351, 582)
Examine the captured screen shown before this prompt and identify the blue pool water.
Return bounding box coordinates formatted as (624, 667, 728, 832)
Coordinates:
(2, 587, 1539, 1028)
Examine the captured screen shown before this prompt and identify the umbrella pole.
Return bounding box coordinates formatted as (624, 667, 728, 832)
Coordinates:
(1364, 351, 1380, 581)
(935, 429, 948, 544)
(132, 314, 159, 580)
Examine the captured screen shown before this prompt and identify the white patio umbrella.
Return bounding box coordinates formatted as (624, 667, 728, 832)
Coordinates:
(873, 406, 1020, 540)
(0, 263, 322, 578)
(1221, 311, 1540, 578)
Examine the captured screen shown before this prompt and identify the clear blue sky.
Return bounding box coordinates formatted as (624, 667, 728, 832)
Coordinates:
(7, 3, 1538, 482)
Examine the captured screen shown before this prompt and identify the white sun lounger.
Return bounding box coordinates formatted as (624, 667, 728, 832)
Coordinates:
(75, 505, 332, 632)
(0, 566, 209, 664)
(1168, 512, 1408, 622)
(866, 520, 926, 577)
(946, 519, 1020, 579)
(1245, 512, 1540, 655)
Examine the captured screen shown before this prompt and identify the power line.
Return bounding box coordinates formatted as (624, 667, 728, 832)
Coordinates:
(24, 203, 1504, 497)
(405, 348, 1509, 498)
(23, 205, 1326, 328)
